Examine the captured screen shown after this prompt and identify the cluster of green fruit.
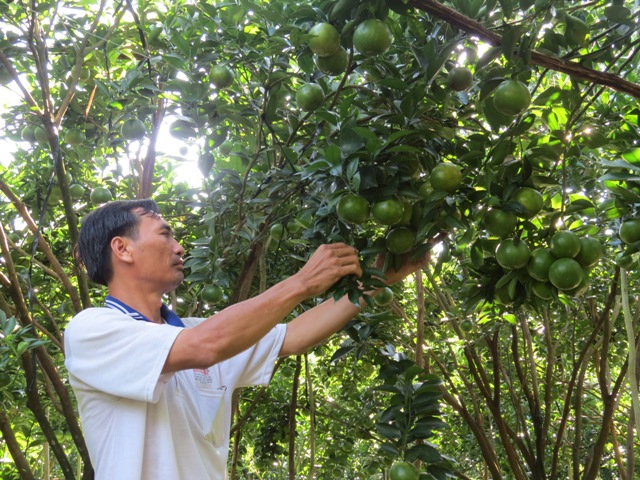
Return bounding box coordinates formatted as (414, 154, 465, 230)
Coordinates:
(296, 18, 393, 111)
(494, 230, 602, 303)
(335, 162, 463, 255)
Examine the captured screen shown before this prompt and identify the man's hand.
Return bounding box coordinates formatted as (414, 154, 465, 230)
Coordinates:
(293, 243, 363, 297)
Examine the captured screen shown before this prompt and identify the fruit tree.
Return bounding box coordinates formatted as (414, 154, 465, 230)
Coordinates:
(0, 0, 639, 479)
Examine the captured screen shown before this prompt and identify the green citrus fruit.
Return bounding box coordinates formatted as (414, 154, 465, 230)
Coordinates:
(296, 83, 325, 111)
(69, 183, 86, 199)
(548, 258, 584, 290)
(49, 185, 63, 202)
(484, 208, 518, 238)
(309, 22, 341, 57)
(619, 219, 640, 244)
(90, 187, 113, 204)
(385, 227, 416, 254)
(34, 126, 48, 144)
(417, 181, 433, 199)
(575, 237, 603, 267)
(66, 129, 85, 145)
(615, 252, 635, 269)
(492, 79, 531, 116)
(336, 194, 370, 224)
(210, 64, 234, 89)
(201, 285, 224, 303)
(526, 248, 557, 282)
(511, 187, 543, 218)
(446, 67, 474, 91)
(270, 223, 285, 240)
(121, 118, 146, 140)
(352, 19, 393, 56)
(21, 125, 37, 143)
(169, 119, 197, 139)
(389, 461, 419, 480)
(372, 198, 405, 225)
(430, 163, 462, 193)
(315, 46, 349, 76)
(495, 239, 530, 269)
(7, 233, 20, 244)
(459, 318, 475, 332)
(531, 280, 554, 300)
(374, 287, 394, 306)
(550, 230, 581, 258)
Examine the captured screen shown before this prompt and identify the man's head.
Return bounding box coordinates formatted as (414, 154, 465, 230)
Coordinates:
(77, 199, 160, 286)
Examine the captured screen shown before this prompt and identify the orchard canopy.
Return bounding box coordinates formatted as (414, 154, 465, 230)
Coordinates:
(1, 0, 640, 478)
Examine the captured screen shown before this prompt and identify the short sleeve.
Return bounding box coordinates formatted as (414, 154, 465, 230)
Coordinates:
(64, 308, 182, 403)
(223, 323, 287, 389)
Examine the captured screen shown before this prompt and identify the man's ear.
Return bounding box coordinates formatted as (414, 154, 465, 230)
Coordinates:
(110, 236, 134, 264)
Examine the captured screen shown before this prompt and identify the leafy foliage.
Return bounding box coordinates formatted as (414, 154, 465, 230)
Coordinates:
(0, 0, 639, 479)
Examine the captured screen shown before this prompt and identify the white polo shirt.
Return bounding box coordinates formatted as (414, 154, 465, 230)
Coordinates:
(64, 303, 286, 480)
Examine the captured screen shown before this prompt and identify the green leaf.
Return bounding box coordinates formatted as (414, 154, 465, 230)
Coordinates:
(622, 148, 640, 165)
(376, 422, 403, 439)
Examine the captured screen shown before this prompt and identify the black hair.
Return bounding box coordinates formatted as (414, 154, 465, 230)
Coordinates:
(77, 199, 160, 286)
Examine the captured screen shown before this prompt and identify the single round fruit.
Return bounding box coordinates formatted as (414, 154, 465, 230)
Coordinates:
(21, 125, 37, 143)
(336, 194, 370, 224)
(389, 461, 419, 480)
(270, 223, 285, 240)
(201, 285, 224, 303)
(90, 187, 113, 204)
(372, 198, 405, 225)
(65, 129, 85, 145)
(430, 163, 462, 193)
(495, 239, 530, 269)
(309, 22, 341, 57)
(548, 258, 584, 290)
(531, 280, 554, 300)
(374, 287, 394, 306)
(210, 64, 234, 89)
(615, 252, 635, 269)
(315, 46, 349, 76)
(511, 187, 543, 218)
(550, 230, 581, 258)
(296, 83, 325, 111)
(34, 126, 48, 144)
(459, 318, 475, 332)
(492, 79, 531, 116)
(352, 19, 393, 56)
(385, 228, 416, 254)
(69, 183, 86, 199)
(121, 118, 146, 140)
(446, 67, 474, 91)
(49, 185, 63, 202)
(7, 233, 20, 244)
(484, 208, 518, 238)
(526, 248, 557, 282)
(575, 237, 603, 267)
(619, 219, 640, 244)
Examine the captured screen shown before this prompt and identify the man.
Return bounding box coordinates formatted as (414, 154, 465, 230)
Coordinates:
(64, 199, 427, 479)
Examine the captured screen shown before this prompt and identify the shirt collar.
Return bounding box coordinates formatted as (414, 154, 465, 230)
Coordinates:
(105, 295, 185, 328)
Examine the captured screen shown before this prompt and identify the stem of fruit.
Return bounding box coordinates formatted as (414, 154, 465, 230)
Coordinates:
(620, 267, 640, 441)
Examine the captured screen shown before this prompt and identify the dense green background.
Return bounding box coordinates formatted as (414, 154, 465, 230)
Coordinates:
(0, 0, 639, 478)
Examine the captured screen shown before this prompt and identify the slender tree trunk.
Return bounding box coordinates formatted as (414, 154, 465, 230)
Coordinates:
(0, 408, 36, 480)
(288, 356, 302, 480)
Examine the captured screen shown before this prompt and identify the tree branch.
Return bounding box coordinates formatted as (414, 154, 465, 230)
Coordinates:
(408, 0, 640, 99)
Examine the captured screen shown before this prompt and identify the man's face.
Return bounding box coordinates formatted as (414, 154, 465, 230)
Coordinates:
(127, 212, 185, 293)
